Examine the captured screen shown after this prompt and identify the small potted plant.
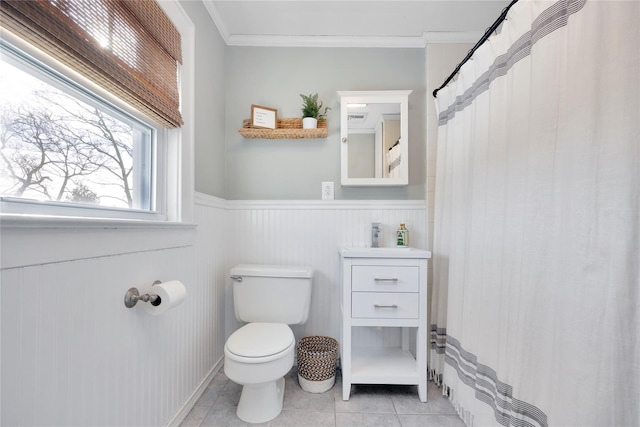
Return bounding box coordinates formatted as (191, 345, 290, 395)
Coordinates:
(300, 93, 330, 129)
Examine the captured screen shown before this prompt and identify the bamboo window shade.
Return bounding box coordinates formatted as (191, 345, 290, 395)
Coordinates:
(0, 0, 184, 128)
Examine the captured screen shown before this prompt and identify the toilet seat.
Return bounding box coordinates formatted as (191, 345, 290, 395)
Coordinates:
(225, 323, 294, 363)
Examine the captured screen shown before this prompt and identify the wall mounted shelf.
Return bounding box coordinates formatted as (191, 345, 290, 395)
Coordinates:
(238, 118, 327, 139)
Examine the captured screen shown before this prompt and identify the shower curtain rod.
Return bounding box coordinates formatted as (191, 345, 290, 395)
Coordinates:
(432, 0, 519, 98)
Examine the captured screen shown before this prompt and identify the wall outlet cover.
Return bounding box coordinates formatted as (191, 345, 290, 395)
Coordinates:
(322, 182, 334, 200)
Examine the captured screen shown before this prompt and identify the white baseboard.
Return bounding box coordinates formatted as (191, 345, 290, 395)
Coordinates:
(166, 357, 224, 427)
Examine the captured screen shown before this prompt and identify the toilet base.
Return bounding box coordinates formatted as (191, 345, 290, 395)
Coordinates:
(236, 377, 285, 423)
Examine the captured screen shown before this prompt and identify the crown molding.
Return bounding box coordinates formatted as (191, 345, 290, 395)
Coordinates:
(221, 32, 483, 49)
(421, 31, 484, 44)
(225, 34, 426, 48)
(202, 0, 230, 44)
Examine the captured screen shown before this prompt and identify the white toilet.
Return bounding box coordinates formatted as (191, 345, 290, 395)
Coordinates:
(224, 264, 313, 423)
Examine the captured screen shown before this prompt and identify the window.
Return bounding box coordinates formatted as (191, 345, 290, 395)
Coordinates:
(0, 42, 161, 218)
(0, 0, 194, 223)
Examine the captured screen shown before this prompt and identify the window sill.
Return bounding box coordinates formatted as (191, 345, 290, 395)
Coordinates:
(0, 213, 196, 229)
(1, 214, 197, 269)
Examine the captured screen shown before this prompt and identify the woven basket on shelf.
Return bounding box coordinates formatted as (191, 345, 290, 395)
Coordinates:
(297, 336, 339, 393)
(242, 118, 327, 129)
(238, 118, 328, 139)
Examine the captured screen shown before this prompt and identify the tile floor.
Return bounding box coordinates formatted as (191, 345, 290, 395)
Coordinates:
(180, 368, 466, 427)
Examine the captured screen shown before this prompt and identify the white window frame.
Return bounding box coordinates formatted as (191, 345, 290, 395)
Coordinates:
(0, 0, 194, 225)
(161, 0, 195, 225)
(0, 42, 164, 220)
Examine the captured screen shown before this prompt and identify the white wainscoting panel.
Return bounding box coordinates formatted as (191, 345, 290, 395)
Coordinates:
(0, 196, 426, 426)
(225, 200, 427, 349)
(0, 195, 227, 427)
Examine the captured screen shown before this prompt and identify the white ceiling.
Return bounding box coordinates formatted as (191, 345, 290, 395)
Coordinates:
(204, 1, 512, 48)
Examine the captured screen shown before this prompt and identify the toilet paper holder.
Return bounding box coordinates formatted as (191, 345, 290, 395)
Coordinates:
(124, 280, 162, 308)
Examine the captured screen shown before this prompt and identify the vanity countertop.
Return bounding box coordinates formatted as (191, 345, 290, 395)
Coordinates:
(340, 247, 432, 259)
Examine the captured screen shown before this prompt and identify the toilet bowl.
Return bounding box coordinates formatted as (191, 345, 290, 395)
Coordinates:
(224, 323, 295, 423)
(224, 265, 313, 424)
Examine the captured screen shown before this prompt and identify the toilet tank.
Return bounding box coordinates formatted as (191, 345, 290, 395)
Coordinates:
(230, 264, 313, 324)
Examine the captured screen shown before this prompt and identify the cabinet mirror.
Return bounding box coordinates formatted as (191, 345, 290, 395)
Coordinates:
(337, 90, 411, 186)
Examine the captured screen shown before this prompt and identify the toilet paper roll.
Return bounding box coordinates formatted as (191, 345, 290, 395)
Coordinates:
(144, 280, 186, 315)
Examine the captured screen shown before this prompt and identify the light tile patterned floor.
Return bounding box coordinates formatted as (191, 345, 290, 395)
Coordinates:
(180, 368, 466, 427)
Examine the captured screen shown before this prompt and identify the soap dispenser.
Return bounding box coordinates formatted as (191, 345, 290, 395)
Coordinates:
(396, 223, 409, 247)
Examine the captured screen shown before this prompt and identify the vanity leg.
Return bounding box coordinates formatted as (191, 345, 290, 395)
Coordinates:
(342, 381, 351, 400)
(342, 326, 352, 400)
(417, 327, 427, 402)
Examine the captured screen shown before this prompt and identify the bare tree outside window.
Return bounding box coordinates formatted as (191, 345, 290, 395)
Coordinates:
(0, 57, 152, 211)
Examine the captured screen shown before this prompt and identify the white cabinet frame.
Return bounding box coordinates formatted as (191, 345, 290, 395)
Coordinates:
(340, 249, 431, 401)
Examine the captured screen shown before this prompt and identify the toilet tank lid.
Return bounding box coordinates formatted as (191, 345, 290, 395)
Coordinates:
(231, 264, 313, 278)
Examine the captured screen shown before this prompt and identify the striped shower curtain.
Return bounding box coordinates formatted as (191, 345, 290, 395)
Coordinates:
(430, 1, 639, 426)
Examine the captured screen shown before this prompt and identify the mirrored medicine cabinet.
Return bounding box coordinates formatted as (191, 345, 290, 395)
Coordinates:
(337, 90, 411, 187)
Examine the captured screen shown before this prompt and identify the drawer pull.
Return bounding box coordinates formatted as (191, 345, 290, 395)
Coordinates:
(374, 304, 398, 309)
(373, 278, 398, 282)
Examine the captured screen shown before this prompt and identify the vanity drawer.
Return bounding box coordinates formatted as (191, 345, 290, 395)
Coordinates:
(352, 292, 419, 319)
(352, 266, 419, 293)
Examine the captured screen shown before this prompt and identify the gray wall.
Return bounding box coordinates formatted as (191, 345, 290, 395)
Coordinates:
(225, 47, 426, 200)
(181, 0, 227, 198)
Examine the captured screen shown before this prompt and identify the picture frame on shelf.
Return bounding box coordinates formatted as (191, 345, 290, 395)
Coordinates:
(250, 104, 277, 129)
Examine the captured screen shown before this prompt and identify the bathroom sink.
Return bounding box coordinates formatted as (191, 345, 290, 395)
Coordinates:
(340, 247, 432, 259)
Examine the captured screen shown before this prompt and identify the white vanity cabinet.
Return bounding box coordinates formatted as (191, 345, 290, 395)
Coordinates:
(339, 247, 431, 401)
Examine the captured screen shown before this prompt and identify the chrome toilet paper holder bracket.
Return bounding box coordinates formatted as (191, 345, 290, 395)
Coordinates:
(124, 280, 162, 308)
